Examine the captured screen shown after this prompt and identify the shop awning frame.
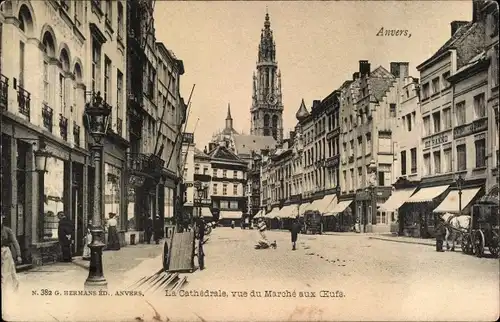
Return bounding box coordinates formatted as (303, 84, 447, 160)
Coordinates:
(378, 188, 416, 212)
(405, 185, 450, 204)
(433, 187, 481, 213)
(220, 211, 242, 219)
(324, 199, 353, 217)
(201, 207, 213, 218)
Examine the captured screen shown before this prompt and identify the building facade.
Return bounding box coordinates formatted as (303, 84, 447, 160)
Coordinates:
(250, 12, 284, 142)
(0, 0, 128, 264)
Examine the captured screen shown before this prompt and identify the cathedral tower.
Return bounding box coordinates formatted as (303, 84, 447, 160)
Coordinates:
(250, 12, 284, 142)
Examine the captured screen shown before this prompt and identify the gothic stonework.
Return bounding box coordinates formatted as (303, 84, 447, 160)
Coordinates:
(250, 12, 284, 143)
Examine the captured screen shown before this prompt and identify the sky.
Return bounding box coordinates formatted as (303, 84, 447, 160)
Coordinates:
(154, 1, 472, 150)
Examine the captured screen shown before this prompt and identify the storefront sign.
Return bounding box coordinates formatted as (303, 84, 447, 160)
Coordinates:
(453, 117, 488, 139)
(424, 132, 451, 149)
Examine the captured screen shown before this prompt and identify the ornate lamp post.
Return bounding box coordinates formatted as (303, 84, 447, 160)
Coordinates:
(84, 92, 111, 289)
(455, 174, 465, 216)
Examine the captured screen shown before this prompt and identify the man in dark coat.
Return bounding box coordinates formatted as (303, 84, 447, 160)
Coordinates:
(57, 212, 74, 262)
(291, 217, 302, 251)
(435, 215, 446, 252)
(153, 215, 163, 244)
(195, 216, 205, 270)
(145, 216, 153, 244)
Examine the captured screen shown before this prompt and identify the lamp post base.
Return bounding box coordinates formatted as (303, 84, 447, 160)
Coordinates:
(84, 235, 107, 289)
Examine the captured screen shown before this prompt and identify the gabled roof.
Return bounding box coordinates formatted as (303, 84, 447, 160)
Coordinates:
(416, 21, 475, 70)
(233, 134, 277, 155)
(368, 66, 396, 102)
(194, 147, 210, 159)
(208, 145, 246, 164)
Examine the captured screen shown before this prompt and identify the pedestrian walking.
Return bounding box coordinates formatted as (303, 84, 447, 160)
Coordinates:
(106, 213, 121, 250)
(435, 215, 446, 252)
(1, 214, 22, 294)
(57, 212, 74, 262)
(153, 215, 162, 244)
(291, 217, 301, 250)
(195, 216, 206, 270)
(231, 220, 235, 229)
(257, 218, 268, 242)
(82, 221, 92, 260)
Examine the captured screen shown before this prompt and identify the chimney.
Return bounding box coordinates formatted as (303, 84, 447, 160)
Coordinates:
(204, 146, 207, 154)
(451, 21, 468, 36)
(208, 142, 217, 151)
(312, 100, 321, 110)
(390, 62, 409, 79)
(352, 72, 360, 81)
(472, 0, 484, 22)
(359, 60, 370, 77)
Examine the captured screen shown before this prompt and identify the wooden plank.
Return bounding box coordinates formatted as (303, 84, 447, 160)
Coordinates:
(168, 231, 195, 272)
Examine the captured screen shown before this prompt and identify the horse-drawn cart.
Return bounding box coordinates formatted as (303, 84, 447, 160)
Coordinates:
(462, 202, 499, 258)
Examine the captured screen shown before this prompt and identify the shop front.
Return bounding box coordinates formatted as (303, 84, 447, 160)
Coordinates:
(399, 184, 450, 238)
(325, 199, 354, 232)
(377, 187, 417, 235)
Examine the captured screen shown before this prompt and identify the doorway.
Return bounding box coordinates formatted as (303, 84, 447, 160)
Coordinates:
(72, 163, 84, 255)
(16, 140, 30, 264)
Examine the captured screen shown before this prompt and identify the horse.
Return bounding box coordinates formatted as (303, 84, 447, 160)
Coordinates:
(441, 213, 471, 251)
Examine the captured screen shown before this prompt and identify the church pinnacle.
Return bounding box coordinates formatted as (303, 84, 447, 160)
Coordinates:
(225, 103, 233, 130)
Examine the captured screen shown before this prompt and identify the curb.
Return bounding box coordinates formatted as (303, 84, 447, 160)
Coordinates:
(369, 236, 434, 247)
(71, 259, 90, 270)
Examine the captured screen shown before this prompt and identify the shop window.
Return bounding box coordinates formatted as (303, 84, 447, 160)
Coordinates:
(230, 201, 238, 209)
(220, 200, 229, 209)
(42, 157, 65, 241)
(104, 163, 122, 227)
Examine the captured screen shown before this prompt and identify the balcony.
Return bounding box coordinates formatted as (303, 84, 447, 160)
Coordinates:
(17, 86, 31, 120)
(42, 103, 53, 132)
(0, 74, 8, 110)
(127, 153, 166, 179)
(59, 114, 68, 141)
(73, 121, 80, 147)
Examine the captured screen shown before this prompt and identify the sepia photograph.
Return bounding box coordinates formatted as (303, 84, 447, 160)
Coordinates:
(0, 0, 499, 321)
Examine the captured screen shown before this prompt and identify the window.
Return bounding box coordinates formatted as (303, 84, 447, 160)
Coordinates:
(443, 108, 452, 130)
(475, 139, 486, 168)
(442, 71, 450, 89)
(104, 56, 111, 104)
(423, 116, 431, 136)
(401, 150, 407, 175)
(117, 70, 123, 117)
(444, 149, 452, 173)
(43, 61, 50, 103)
(220, 200, 228, 209)
(378, 171, 385, 186)
(183, 168, 187, 178)
(223, 184, 228, 196)
(203, 166, 208, 175)
(423, 153, 431, 175)
(433, 151, 441, 174)
(410, 148, 417, 174)
(147, 63, 156, 99)
(474, 93, 486, 118)
(457, 144, 467, 171)
(366, 133, 371, 154)
(213, 169, 217, 177)
(406, 113, 412, 131)
(223, 170, 227, 178)
(233, 184, 238, 195)
(493, 45, 499, 87)
(233, 170, 238, 179)
(19, 42, 25, 87)
(455, 101, 466, 126)
(230, 201, 238, 209)
(431, 77, 440, 94)
(422, 83, 430, 99)
(357, 137, 362, 156)
(194, 167, 199, 174)
(117, 2, 124, 40)
(433, 111, 441, 133)
(92, 40, 101, 93)
(213, 184, 218, 195)
(377, 211, 387, 224)
(387, 103, 396, 117)
(59, 74, 65, 112)
(350, 169, 354, 190)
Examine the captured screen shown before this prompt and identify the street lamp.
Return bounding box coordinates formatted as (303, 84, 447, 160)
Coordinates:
(84, 91, 111, 289)
(455, 174, 465, 216)
(365, 159, 377, 233)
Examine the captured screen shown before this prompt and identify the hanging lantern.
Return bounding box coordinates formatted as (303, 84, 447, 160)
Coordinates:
(34, 140, 51, 173)
(84, 91, 111, 142)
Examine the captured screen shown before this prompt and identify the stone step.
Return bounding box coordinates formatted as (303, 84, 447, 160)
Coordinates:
(16, 264, 34, 273)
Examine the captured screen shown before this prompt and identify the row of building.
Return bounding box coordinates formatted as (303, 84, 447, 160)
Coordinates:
(256, 0, 498, 236)
(0, 0, 187, 265)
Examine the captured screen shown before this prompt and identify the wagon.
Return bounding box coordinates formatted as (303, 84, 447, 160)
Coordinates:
(303, 210, 322, 235)
(462, 202, 499, 258)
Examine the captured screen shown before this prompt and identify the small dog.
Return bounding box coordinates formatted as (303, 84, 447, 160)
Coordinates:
(270, 240, 277, 249)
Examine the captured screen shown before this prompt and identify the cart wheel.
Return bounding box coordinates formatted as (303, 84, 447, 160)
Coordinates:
(488, 234, 499, 258)
(461, 234, 471, 254)
(473, 230, 485, 258)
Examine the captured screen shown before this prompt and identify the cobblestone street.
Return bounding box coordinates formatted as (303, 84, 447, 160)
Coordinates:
(3, 228, 498, 321)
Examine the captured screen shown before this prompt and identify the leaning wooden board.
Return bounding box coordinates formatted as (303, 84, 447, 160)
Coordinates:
(168, 231, 195, 272)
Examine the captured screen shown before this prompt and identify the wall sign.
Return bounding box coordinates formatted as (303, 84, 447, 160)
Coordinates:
(453, 117, 487, 139)
(424, 132, 451, 149)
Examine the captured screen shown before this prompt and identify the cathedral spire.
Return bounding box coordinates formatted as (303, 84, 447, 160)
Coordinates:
(264, 11, 270, 29)
(225, 103, 233, 130)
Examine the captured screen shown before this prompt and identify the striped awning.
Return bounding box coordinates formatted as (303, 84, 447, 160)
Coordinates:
(405, 185, 450, 204)
(324, 199, 353, 217)
(433, 187, 481, 213)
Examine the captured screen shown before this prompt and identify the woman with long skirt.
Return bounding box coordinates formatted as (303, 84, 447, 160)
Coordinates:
(1, 214, 22, 294)
(106, 213, 121, 251)
(82, 221, 92, 260)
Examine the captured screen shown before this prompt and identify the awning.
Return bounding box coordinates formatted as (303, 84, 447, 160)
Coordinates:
(308, 194, 338, 214)
(254, 210, 264, 218)
(201, 207, 213, 218)
(378, 188, 416, 212)
(324, 199, 353, 217)
(220, 211, 242, 219)
(277, 205, 299, 218)
(405, 185, 450, 203)
(433, 187, 481, 213)
(265, 208, 279, 218)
